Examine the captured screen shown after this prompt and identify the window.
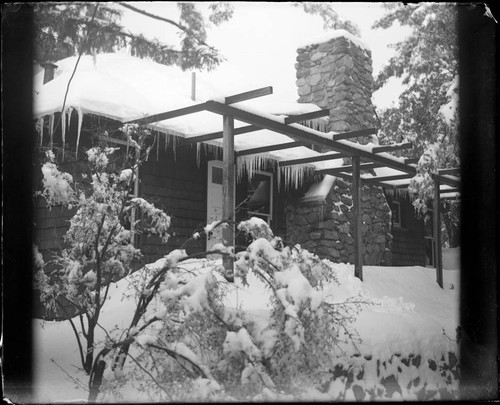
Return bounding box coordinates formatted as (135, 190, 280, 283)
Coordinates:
(392, 200, 402, 228)
(212, 166, 223, 185)
(246, 172, 273, 224)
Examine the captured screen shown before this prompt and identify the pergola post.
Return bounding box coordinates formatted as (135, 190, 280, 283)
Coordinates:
(222, 115, 235, 281)
(352, 155, 363, 280)
(433, 178, 443, 288)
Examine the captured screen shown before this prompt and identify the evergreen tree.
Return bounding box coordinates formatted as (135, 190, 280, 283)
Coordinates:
(373, 3, 460, 247)
(34, 2, 234, 71)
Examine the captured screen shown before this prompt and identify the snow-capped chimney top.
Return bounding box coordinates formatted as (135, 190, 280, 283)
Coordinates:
(295, 32, 376, 138)
(41, 62, 58, 84)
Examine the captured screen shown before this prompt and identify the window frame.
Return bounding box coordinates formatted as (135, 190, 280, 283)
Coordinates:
(246, 170, 273, 225)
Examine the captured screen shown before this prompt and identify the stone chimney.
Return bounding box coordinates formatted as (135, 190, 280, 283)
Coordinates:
(286, 32, 392, 266)
(41, 62, 58, 84)
(295, 33, 377, 135)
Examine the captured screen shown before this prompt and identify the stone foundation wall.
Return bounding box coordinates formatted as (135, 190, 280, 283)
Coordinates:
(287, 179, 392, 265)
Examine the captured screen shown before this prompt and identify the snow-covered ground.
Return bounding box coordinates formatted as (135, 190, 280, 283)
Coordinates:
(32, 250, 460, 403)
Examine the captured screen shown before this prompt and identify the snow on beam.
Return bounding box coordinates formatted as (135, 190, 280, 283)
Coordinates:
(236, 141, 309, 157)
(331, 128, 378, 141)
(278, 152, 349, 167)
(203, 101, 415, 175)
(372, 142, 413, 153)
(184, 124, 260, 144)
(440, 187, 460, 194)
(438, 167, 460, 175)
(315, 162, 383, 175)
(432, 173, 460, 188)
(284, 109, 330, 124)
(224, 86, 273, 104)
(362, 174, 413, 183)
(126, 102, 209, 125)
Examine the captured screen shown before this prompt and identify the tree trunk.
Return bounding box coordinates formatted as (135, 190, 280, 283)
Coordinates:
(84, 323, 95, 374)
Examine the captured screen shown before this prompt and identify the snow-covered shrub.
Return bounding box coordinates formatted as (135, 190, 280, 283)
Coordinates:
(35, 124, 170, 374)
(95, 219, 368, 401)
(408, 135, 449, 215)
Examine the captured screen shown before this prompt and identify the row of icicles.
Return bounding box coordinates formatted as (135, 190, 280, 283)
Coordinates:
(36, 111, 318, 191)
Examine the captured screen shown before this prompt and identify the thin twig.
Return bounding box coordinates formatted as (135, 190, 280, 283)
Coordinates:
(51, 359, 89, 392)
(126, 352, 172, 400)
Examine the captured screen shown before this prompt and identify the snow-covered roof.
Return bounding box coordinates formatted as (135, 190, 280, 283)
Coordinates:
(34, 54, 338, 173)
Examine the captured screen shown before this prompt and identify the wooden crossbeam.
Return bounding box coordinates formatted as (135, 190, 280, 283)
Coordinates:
(278, 152, 349, 167)
(405, 157, 420, 164)
(284, 109, 330, 124)
(362, 174, 413, 183)
(204, 101, 416, 175)
(329, 171, 353, 182)
(372, 142, 412, 154)
(184, 124, 259, 144)
(438, 167, 460, 175)
(126, 102, 208, 125)
(432, 173, 460, 188)
(331, 128, 377, 141)
(225, 86, 273, 104)
(440, 188, 460, 194)
(236, 141, 309, 157)
(315, 162, 382, 176)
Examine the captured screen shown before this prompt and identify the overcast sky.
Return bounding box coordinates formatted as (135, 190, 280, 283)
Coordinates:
(118, 2, 409, 109)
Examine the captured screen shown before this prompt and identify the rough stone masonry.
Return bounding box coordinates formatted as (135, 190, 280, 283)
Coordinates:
(286, 33, 393, 265)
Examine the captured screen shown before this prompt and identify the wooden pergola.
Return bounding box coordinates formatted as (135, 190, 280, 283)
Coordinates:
(128, 86, 460, 288)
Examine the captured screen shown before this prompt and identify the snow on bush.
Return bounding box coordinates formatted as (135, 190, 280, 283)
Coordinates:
(408, 135, 448, 215)
(34, 124, 171, 376)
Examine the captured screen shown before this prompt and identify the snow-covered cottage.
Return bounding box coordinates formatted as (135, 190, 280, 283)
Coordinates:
(33, 31, 455, 286)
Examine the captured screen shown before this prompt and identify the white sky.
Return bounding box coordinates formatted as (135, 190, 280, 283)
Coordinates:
(117, 2, 410, 109)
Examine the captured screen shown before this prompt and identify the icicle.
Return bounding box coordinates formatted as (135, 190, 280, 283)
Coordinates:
(300, 117, 328, 133)
(236, 154, 274, 182)
(38, 117, 44, 147)
(61, 109, 66, 160)
(172, 135, 177, 160)
(156, 133, 160, 161)
(278, 164, 314, 191)
(48, 113, 55, 149)
(75, 107, 83, 159)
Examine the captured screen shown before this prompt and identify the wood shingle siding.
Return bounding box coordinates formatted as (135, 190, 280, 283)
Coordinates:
(139, 145, 209, 262)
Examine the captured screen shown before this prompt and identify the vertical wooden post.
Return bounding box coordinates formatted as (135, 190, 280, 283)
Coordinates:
(222, 115, 235, 281)
(433, 178, 443, 288)
(352, 155, 363, 280)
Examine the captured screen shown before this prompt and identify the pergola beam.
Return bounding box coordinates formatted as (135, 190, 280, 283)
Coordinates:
(372, 142, 412, 154)
(278, 152, 350, 167)
(352, 155, 363, 281)
(225, 86, 273, 104)
(222, 115, 235, 281)
(315, 162, 383, 176)
(362, 173, 413, 183)
(284, 109, 330, 124)
(331, 128, 378, 141)
(440, 188, 460, 194)
(235, 141, 309, 157)
(126, 102, 209, 125)
(204, 101, 415, 175)
(434, 178, 443, 288)
(438, 167, 460, 175)
(184, 124, 260, 144)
